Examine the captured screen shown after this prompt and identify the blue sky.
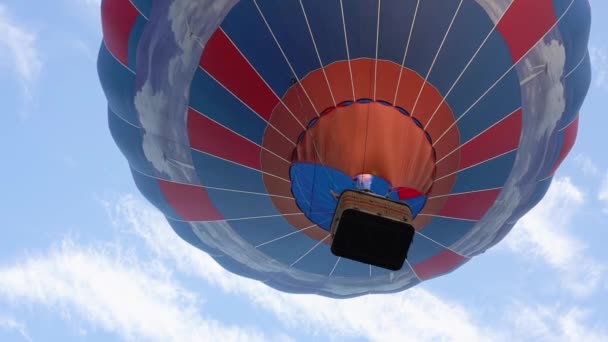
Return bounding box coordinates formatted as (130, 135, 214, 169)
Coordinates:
(1, 0, 608, 341)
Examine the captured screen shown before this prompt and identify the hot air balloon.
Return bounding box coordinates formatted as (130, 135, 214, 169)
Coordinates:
(98, 0, 592, 298)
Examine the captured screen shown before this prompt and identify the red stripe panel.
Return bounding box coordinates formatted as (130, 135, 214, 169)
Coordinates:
(459, 109, 522, 170)
(497, 0, 557, 62)
(549, 116, 579, 175)
(396, 187, 424, 200)
(188, 109, 262, 170)
(438, 188, 501, 221)
(200, 29, 278, 120)
(101, 0, 139, 65)
(413, 249, 467, 281)
(158, 180, 223, 221)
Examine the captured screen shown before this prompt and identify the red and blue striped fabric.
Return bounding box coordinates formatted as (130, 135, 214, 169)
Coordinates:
(98, 0, 592, 297)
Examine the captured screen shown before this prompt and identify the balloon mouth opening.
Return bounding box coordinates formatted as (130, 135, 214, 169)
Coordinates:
(288, 99, 436, 229)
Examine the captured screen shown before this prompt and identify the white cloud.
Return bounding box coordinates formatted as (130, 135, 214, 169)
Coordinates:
(3, 193, 605, 341)
(106, 194, 608, 341)
(590, 46, 608, 89)
(573, 154, 601, 177)
(133, 0, 238, 184)
(0, 315, 31, 342)
(599, 172, 608, 214)
(504, 177, 605, 296)
(134, 83, 175, 177)
(531, 38, 567, 137)
(106, 195, 496, 341)
(0, 5, 42, 99)
(0, 239, 270, 342)
(474, 0, 510, 23)
(506, 304, 608, 342)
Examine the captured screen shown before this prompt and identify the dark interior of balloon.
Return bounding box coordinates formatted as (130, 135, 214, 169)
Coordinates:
(330, 190, 415, 271)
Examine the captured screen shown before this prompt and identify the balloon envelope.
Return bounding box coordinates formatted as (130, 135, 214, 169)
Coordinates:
(98, 0, 592, 298)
